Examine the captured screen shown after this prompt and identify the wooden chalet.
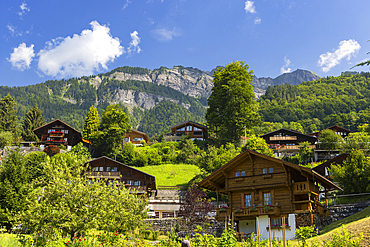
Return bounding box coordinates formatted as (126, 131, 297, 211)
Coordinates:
(308, 125, 353, 139)
(85, 156, 156, 194)
(33, 119, 82, 150)
(260, 129, 317, 157)
(123, 129, 150, 146)
(164, 121, 208, 142)
(198, 149, 341, 240)
(313, 153, 349, 180)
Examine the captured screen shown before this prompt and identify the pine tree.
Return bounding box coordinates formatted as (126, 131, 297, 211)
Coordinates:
(0, 94, 18, 133)
(83, 106, 99, 141)
(21, 104, 46, 141)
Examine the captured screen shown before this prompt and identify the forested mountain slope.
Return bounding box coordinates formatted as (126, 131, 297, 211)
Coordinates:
(258, 72, 370, 131)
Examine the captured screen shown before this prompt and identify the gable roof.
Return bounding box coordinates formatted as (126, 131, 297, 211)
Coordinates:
(313, 153, 349, 176)
(33, 119, 81, 134)
(260, 128, 317, 140)
(84, 156, 155, 179)
(198, 149, 341, 192)
(326, 125, 353, 133)
(171, 121, 207, 129)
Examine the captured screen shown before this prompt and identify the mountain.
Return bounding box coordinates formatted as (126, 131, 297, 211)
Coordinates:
(0, 66, 321, 138)
(252, 69, 321, 97)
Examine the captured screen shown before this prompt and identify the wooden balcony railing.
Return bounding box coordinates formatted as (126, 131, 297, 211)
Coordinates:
(217, 205, 280, 218)
(269, 145, 316, 151)
(292, 181, 320, 195)
(87, 171, 121, 178)
(270, 136, 297, 141)
(49, 133, 64, 137)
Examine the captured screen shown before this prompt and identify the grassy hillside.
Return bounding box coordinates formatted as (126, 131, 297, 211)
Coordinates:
(307, 205, 370, 246)
(136, 164, 200, 188)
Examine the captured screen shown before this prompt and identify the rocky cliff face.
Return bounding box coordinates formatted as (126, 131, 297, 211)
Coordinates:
(253, 69, 321, 90)
(108, 66, 214, 98)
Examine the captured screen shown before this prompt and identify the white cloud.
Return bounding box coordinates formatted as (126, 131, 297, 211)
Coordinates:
(122, 0, 131, 10)
(6, 24, 23, 36)
(151, 28, 180, 42)
(37, 21, 124, 78)
(244, 1, 256, 14)
(18, 2, 30, 16)
(127, 31, 141, 55)
(280, 56, 292, 74)
(318, 39, 361, 73)
(254, 17, 261, 24)
(8, 43, 35, 71)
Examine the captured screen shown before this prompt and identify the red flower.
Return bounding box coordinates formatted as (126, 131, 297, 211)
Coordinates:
(74, 237, 77, 239)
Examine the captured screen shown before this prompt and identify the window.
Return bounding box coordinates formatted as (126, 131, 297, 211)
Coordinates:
(186, 125, 192, 131)
(111, 167, 117, 172)
(92, 167, 99, 171)
(107, 167, 111, 172)
(245, 194, 252, 207)
(123, 137, 130, 142)
(271, 217, 289, 227)
(235, 172, 240, 177)
(64, 138, 67, 141)
(193, 126, 202, 131)
(64, 130, 68, 134)
(241, 171, 245, 176)
(177, 127, 185, 131)
(194, 131, 203, 136)
(99, 167, 104, 172)
(127, 180, 134, 185)
(263, 192, 271, 205)
(263, 168, 268, 174)
(134, 181, 141, 186)
(269, 168, 273, 173)
(133, 137, 143, 142)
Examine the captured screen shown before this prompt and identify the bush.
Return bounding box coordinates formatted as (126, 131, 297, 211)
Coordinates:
(141, 230, 151, 239)
(152, 231, 159, 240)
(0, 131, 13, 148)
(323, 226, 363, 247)
(43, 145, 60, 157)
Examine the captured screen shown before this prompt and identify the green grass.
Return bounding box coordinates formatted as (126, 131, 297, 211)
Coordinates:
(320, 205, 370, 234)
(0, 234, 21, 246)
(136, 164, 200, 188)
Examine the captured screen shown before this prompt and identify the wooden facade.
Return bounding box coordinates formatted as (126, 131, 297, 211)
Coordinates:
(260, 128, 317, 156)
(164, 121, 208, 142)
(33, 119, 82, 148)
(198, 149, 341, 239)
(85, 156, 156, 194)
(124, 129, 150, 146)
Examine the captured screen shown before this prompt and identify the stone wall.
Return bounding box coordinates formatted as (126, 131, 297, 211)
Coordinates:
(146, 218, 225, 237)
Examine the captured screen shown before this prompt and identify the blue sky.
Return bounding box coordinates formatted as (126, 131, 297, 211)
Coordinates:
(1, 0, 370, 87)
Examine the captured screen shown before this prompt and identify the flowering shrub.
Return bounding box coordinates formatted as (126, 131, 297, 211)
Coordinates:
(234, 206, 243, 212)
(249, 206, 257, 211)
(219, 206, 228, 211)
(265, 205, 272, 211)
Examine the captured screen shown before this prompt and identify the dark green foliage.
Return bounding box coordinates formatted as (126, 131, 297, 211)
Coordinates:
(258, 73, 370, 131)
(0, 94, 18, 133)
(25, 151, 49, 180)
(138, 100, 204, 138)
(319, 129, 343, 150)
(330, 150, 370, 194)
(21, 104, 46, 142)
(206, 61, 260, 146)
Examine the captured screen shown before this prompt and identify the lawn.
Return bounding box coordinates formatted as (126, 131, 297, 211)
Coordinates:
(136, 164, 201, 188)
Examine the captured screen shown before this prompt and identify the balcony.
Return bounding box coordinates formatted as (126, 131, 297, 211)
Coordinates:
(270, 136, 297, 141)
(49, 132, 64, 138)
(292, 181, 319, 195)
(87, 171, 121, 179)
(216, 205, 280, 219)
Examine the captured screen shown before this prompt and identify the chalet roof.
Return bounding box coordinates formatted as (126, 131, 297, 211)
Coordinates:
(129, 128, 148, 136)
(171, 120, 207, 129)
(84, 156, 156, 180)
(260, 128, 317, 141)
(198, 149, 342, 192)
(33, 119, 81, 134)
(309, 125, 354, 137)
(313, 153, 349, 175)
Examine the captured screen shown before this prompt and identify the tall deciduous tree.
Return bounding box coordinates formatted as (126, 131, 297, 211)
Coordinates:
(21, 104, 46, 141)
(242, 135, 274, 157)
(206, 61, 260, 146)
(83, 106, 99, 141)
(91, 104, 131, 156)
(18, 152, 147, 243)
(0, 94, 18, 133)
(0, 149, 32, 230)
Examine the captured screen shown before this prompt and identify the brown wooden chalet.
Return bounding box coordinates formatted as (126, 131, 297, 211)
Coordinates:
(260, 128, 317, 157)
(313, 153, 349, 180)
(308, 125, 353, 139)
(164, 121, 208, 142)
(123, 129, 150, 146)
(198, 149, 341, 240)
(33, 119, 82, 149)
(85, 156, 156, 194)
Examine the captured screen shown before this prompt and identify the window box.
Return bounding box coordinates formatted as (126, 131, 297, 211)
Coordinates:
(235, 177, 244, 181)
(263, 174, 272, 179)
(249, 206, 257, 212)
(266, 226, 291, 231)
(219, 207, 227, 212)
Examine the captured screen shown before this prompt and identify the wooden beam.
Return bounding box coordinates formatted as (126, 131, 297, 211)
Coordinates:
(208, 180, 223, 189)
